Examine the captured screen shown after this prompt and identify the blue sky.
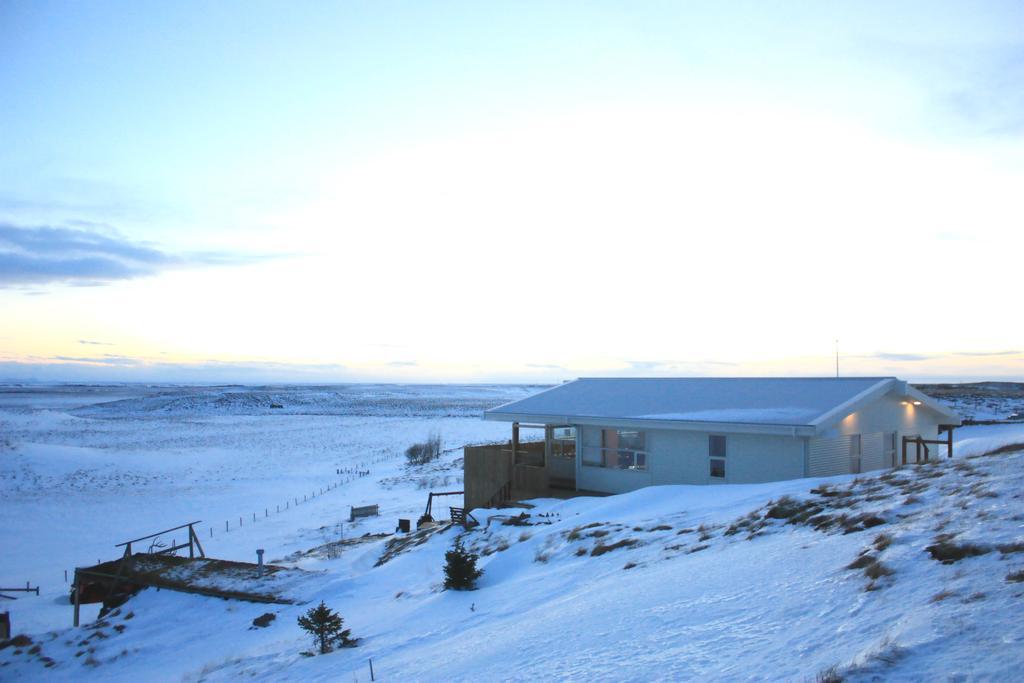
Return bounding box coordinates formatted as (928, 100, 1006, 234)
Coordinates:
(2, 1, 1023, 383)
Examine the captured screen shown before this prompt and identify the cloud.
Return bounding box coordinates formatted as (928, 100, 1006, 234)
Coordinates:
(526, 363, 565, 371)
(52, 355, 140, 366)
(940, 47, 1024, 137)
(0, 222, 272, 287)
(624, 359, 737, 372)
(388, 361, 418, 367)
(954, 350, 1020, 357)
(78, 339, 114, 346)
(0, 356, 351, 384)
(869, 352, 936, 362)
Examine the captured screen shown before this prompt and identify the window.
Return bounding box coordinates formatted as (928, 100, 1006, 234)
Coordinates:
(709, 435, 726, 478)
(551, 427, 576, 459)
(582, 428, 647, 470)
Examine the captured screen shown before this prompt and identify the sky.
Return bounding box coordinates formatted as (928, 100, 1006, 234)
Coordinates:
(1, 1, 1023, 383)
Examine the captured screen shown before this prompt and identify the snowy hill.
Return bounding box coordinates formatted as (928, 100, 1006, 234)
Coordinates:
(5, 442, 1024, 680)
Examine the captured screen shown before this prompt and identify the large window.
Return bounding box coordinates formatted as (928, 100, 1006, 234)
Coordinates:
(709, 435, 726, 479)
(582, 428, 647, 470)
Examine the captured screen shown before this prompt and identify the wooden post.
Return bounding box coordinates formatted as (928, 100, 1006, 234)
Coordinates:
(915, 438, 921, 464)
(901, 436, 907, 465)
(73, 570, 81, 627)
(947, 427, 954, 458)
(512, 422, 519, 464)
(544, 425, 553, 467)
(369, 658, 375, 681)
(190, 525, 205, 559)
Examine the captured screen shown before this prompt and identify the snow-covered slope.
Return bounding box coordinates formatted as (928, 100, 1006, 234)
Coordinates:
(5, 443, 1024, 681)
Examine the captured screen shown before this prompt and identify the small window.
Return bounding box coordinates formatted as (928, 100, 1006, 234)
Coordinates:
(710, 457, 726, 478)
(709, 435, 726, 479)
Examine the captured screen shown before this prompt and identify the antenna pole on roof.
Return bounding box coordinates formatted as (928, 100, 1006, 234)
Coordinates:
(835, 338, 839, 378)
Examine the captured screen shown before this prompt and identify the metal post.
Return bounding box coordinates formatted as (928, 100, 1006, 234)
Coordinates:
(256, 549, 264, 578)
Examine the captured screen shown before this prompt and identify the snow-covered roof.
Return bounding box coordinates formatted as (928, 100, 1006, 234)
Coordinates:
(485, 377, 960, 435)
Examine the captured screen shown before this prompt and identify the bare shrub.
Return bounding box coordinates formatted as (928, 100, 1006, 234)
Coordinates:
(405, 433, 442, 465)
(1007, 570, 1024, 583)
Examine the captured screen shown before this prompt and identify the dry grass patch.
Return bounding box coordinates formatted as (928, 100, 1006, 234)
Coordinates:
(997, 541, 1024, 555)
(846, 554, 877, 570)
(1007, 570, 1024, 583)
(591, 538, 640, 557)
(930, 589, 957, 603)
(925, 541, 991, 564)
(864, 560, 894, 581)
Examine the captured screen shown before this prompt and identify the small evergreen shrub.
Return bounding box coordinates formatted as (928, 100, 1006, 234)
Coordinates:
(297, 601, 354, 654)
(444, 539, 483, 590)
(816, 665, 843, 683)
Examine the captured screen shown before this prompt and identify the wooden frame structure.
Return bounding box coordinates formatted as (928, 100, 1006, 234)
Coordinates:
(902, 425, 956, 465)
(74, 521, 204, 627)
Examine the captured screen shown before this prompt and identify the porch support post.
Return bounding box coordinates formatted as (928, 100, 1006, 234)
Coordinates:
(947, 427, 954, 459)
(512, 422, 519, 464)
(544, 425, 553, 467)
(901, 436, 907, 465)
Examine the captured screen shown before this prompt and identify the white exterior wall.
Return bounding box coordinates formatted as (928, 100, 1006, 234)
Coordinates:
(809, 393, 948, 476)
(576, 425, 805, 494)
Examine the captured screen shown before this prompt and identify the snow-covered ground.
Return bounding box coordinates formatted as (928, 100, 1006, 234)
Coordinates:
(3, 384, 1024, 681)
(0, 384, 537, 633)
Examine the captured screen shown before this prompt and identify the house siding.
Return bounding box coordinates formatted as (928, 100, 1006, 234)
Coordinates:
(809, 394, 949, 476)
(577, 425, 804, 493)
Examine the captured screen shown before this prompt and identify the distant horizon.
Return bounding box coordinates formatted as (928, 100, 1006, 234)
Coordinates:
(3, 2, 1022, 382)
(2, 372, 1022, 387)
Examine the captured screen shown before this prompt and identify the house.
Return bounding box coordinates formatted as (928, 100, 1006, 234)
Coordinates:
(463, 377, 961, 511)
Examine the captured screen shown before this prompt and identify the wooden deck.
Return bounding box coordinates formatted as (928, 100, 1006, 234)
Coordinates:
(73, 555, 310, 625)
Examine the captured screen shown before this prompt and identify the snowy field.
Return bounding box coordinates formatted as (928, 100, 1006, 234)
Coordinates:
(2, 383, 1024, 681)
(0, 384, 537, 633)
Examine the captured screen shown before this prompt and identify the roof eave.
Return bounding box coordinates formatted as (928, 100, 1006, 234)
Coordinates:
(483, 410, 815, 436)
